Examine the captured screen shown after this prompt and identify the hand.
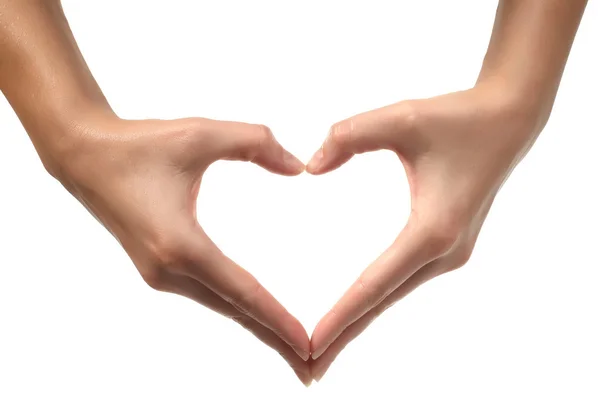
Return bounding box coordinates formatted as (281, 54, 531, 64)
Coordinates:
(306, 84, 545, 381)
(47, 115, 312, 385)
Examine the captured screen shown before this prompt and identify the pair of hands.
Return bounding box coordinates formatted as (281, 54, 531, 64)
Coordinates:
(46, 83, 541, 385)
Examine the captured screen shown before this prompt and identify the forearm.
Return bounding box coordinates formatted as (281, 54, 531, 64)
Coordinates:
(0, 0, 114, 168)
(477, 0, 588, 126)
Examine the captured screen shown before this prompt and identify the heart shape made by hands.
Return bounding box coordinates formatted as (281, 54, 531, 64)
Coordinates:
(197, 146, 409, 379)
(189, 92, 511, 383)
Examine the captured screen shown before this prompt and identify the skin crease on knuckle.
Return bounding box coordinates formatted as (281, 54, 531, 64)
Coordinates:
(418, 217, 464, 260)
(396, 101, 420, 135)
(245, 124, 272, 163)
(329, 120, 352, 149)
(146, 232, 181, 267)
(389, 101, 427, 161)
(142, 230, 192, 283)
(140, 265, 170, 292)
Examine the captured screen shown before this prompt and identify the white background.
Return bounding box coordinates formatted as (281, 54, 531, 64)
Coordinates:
(1, 1, 599, 397)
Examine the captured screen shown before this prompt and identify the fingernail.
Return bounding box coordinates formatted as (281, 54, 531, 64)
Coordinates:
(283, 151, 305, 173)
(306, 148, 324, 173)
(291, 345, 310, 361)
(312, 365, 325, 382)
(313, 364, 330, 382)
(294, 369, 312, 387)
(299, 349, 310, 362)
(283, 151, 304, 171)
(311, 347, 325, 360)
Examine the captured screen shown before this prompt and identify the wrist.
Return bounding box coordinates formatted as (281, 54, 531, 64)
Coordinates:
(473, 75, 553, 136)
(32, 104, 120, 180)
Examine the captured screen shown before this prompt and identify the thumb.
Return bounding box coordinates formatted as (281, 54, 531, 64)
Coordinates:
(306, 102, 418, 175)
(208, 120, 305, 176)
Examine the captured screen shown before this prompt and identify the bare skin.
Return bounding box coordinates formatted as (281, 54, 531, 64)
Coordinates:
(0, 0, 311, 386)
(306, 0, 588, 382)
(0, 0, 589, 388)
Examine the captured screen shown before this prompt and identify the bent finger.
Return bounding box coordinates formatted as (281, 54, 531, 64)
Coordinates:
(158, 272, 312, 385)
(179, 230, 311, 361)
(311, 260, 446, 381)
(310, 221, 451, 360)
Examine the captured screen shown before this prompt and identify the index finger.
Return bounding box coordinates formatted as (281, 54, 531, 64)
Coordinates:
(181, 229, 311, 361)
(310, 223, 448, 360)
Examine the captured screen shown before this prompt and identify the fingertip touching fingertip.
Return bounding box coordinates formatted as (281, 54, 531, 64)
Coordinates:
(306, 149, 324, 173)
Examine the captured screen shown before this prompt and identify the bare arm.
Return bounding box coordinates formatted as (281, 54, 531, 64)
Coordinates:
(307, 0, 588, 381)
(0, 1, 113, 172)
(478, 0, 588, 128)
(0, 0, 312, 385)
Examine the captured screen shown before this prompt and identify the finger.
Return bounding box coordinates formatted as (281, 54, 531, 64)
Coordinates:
(311, 261, 445, 382)
(179, 229, 312, 361)
(203, 119, 305, 175)
(310, 221, 452, 360)
(159, 272, 312, 386)
(306, 102, 418, 175)
(232, 313, 313, 387)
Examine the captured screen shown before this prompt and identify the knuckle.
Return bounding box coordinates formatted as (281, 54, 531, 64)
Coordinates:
(428, 232, 458, 258)
(140, 265, 169, 292)
(450, 243, 475, 270)
(245, 124, 273, 162)
(421, 218, 463, 258)
(447, 261, 464, 272)
(42, 159, 60, 180)
(329, 118, 353, 147)
(254, 124, 273, 142)
(146, 232, 187, 273)
(396, 101, 421, 133)
(148, 236, 179, 266)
